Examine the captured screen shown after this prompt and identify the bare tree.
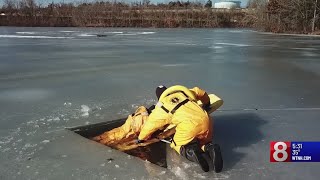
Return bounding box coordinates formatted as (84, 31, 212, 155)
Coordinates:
(312, 0, 318, 32)
(3, 0, 18, 14)
(247, 0, 320, 33)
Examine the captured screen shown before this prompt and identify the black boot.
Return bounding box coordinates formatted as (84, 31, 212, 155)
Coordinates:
(204, 143, 223, 173)
(180, 141, 209, 172)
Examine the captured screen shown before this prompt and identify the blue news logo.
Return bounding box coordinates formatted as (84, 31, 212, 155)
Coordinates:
(270, 141, 320, 162)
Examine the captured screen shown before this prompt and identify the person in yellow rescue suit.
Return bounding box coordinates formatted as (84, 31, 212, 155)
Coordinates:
(93, 105, 154, 145)
(136, 85, 223, 173)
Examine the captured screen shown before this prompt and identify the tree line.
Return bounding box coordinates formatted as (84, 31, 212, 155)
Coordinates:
(1, 0, 214, 15)
(1, 0, 319, 33)
(0, 0, 245, 28)
(247, 0, 320, 34)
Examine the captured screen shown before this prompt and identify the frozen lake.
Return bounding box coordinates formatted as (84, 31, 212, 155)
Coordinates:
(1, 27, 320, 179)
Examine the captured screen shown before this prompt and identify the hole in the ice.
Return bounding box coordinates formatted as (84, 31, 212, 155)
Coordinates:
(66, 118, 168, 168)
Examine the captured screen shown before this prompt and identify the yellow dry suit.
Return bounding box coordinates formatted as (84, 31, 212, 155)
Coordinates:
(94, 106, 149, 145)
(138, 85, 213, 154)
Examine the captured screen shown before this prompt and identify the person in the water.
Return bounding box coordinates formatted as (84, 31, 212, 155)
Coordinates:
(93, 105, 154, 145)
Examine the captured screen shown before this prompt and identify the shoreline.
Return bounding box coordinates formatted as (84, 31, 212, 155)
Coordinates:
(258, 32, 320, 38)
(1, 26, 318, 37)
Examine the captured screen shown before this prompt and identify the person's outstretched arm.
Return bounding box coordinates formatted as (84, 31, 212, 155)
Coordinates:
(138, 107, 170, 141)
(190, 87, 210, 106)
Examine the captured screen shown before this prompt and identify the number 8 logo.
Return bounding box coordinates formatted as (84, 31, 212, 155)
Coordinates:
(273, 142, 288, 162)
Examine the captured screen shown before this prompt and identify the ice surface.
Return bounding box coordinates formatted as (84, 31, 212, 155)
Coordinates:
(0, 35, 73, 39)
(0, 89, 52, 102)
(0, 27, 320, 180)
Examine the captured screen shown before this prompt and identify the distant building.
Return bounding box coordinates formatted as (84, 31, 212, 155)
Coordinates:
(214, 0, 241, 9)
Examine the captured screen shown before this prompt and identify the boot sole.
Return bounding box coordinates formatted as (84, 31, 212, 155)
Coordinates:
(213, 144, 223, 173)
(194, 151, 210, 172)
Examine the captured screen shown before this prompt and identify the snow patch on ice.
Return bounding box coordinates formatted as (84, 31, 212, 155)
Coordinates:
(173, 42, 197, 46)
(171, 166, 188, 180)
(106, 31, 123, 34)
(78, 33, 96, 37)
(213, 174, 230, 179)
(81, 105, 90, 117)
(302, 51, 317, 57)
(59, 31, 77, 33)
(23, 143, 37, 150)
(81, 105, 90, 112)
(162, 63, 188, 67)
(64, 102, 72, 106)
(41, 140, 50, 144)
(215, 42, 251, 47)
(182, 162, 191, 169)
(228, 30, 248, 33)
(16, 31, 36, 34)
(209, 46, 224, 49)
(0, 136, 14, 145)
(115, 33, 137, 36)
(118, 109, 130, 115)
(131, 104, 140, 110)
(2, 147, 11, 152)
(192, 172, 206, 179)
(136, 32, 156, 35)
(292, 47, 317, 51)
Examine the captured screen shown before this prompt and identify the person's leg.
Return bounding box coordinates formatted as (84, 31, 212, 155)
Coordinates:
(204, 143, 223, 173)
(94, 115, 133, 144)
(199, 117, 223, 173)
(170, 121, 209, 172)
(200, 116, 213, 151)
(179, 140, 210, 172)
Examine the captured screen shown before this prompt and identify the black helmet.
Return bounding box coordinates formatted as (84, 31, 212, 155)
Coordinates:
(156, 85, 167, 100)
